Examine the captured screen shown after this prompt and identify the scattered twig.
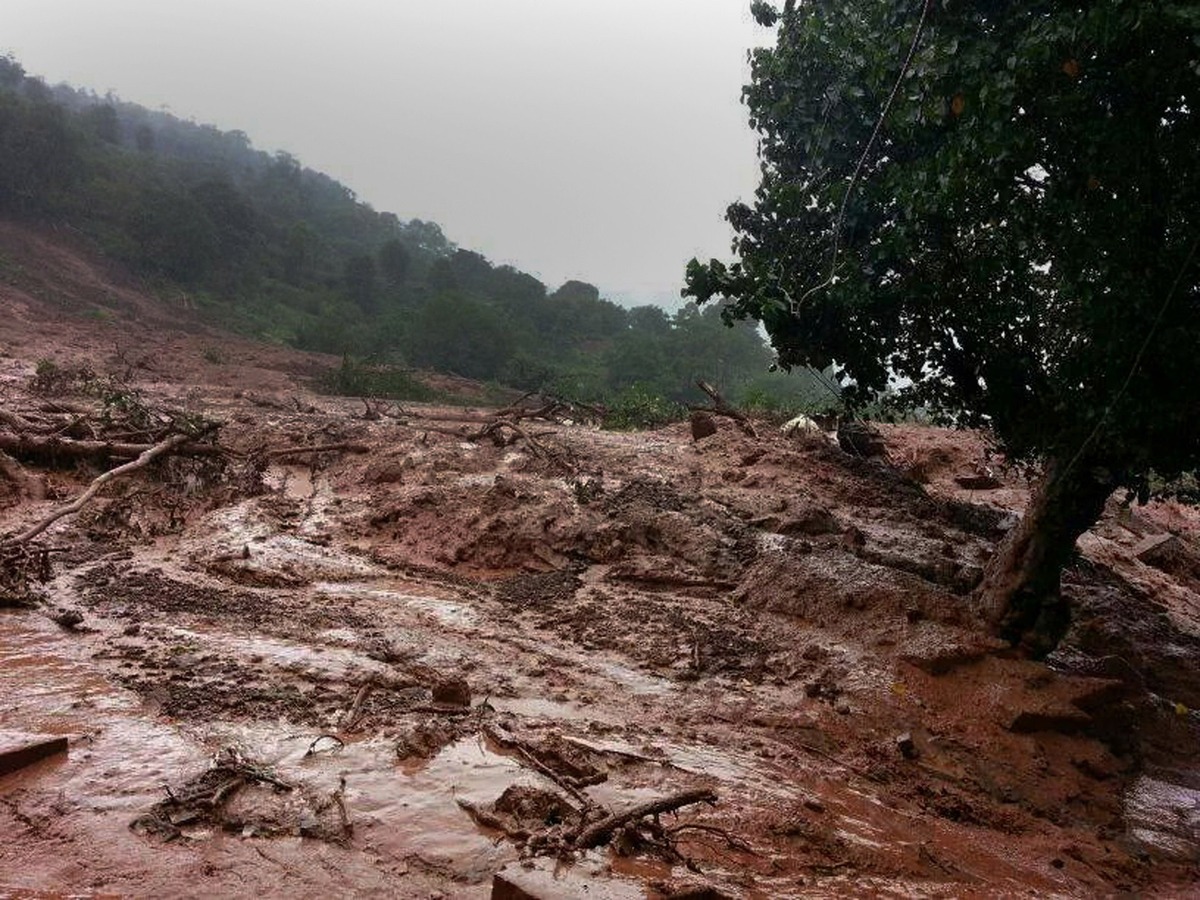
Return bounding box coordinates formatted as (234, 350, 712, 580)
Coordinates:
(484, 724, 594, 808)
(305, 734, 345, 756)
(665, 822, 757, 855)
(572, 788, 718, 849)
(455, 797, 531, 842)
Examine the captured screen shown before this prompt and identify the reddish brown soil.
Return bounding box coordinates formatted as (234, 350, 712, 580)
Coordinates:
(1, 223, 1198, 898)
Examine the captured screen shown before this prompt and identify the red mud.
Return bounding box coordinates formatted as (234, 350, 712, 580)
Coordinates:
(1, 222, 1199, 898)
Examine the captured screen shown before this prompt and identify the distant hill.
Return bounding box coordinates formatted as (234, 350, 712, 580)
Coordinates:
(0, 53, 828, 411)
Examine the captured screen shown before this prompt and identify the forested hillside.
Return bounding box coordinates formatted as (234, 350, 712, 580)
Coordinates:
(0, 54, 824, 411)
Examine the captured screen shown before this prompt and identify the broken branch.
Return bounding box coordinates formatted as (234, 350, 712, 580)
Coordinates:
(572, 787, 718, 849)
(4, 433, 191, 545)
(0, 432, 224, 467)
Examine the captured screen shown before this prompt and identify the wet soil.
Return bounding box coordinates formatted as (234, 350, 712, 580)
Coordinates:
(2, 224, 1199, 897)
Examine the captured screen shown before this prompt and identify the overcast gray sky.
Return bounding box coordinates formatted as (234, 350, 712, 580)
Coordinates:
(2, 0, 768, 307)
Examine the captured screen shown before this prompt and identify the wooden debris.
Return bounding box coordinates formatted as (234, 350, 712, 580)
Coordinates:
(0, 432, 224, 467)
(340, 676, 376, 733)
(3, 433, 196, 545)
(572, 788, 718, 849)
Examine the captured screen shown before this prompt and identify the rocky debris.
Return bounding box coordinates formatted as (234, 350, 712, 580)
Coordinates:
(49, 608, 84, 630)
(1133, 533, 1179, 564)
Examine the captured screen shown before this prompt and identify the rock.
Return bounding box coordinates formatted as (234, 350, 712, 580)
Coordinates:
(781, 415, 824, 438)
(1006, 707, 1092, 735)
(896, 732, 920, 760)
(690, 411, 718, 441)
(841, 525, 866, 550)
(51, 609, 84, 630)
(834, 698, 852, 715)
(899, 637, 998, 676)
(431, 677, 471, 707)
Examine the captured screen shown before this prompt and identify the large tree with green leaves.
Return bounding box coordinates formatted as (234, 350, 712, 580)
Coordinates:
(687, 1, 1200, 652)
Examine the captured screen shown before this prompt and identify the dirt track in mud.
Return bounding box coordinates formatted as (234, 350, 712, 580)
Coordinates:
(2, 230, 1200, 898)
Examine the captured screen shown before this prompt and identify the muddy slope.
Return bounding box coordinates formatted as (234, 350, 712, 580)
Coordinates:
(1, 227, 1199, 898)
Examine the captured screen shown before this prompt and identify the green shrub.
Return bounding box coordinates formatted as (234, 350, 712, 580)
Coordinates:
(602, 384, 684, 431)
(317, 357, 436, 402)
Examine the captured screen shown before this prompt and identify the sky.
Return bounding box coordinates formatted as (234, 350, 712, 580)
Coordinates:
(1, 0, 770, 308)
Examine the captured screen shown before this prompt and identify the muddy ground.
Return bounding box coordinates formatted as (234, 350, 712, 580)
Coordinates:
(1, 225, 1199, 898)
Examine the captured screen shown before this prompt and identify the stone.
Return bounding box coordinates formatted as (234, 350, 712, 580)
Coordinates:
(777, 505, 840, 536)
(50, 609, 84, 629)
(837, 421, 886, 457)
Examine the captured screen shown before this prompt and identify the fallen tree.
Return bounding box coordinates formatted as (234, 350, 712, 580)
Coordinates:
(0, 432, 225, 466)
(3, 433, 193, 545)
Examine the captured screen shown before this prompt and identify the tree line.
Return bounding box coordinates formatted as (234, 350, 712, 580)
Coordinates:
(0, 54, 824, 412)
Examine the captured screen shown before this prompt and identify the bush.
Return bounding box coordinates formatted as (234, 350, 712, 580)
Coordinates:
(602, 384, 684, 431)
(317, 357, 435, 402)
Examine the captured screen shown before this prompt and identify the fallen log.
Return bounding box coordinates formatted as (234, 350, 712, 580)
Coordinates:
(0, 432, 225, 466)
(3, 433, 191, 545)
(572, 787, 718, 849)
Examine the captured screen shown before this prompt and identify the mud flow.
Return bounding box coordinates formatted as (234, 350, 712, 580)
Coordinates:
(1, 292, 1199, 897)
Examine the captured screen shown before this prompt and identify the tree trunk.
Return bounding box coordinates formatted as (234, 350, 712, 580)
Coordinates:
(976, 457, 1117, 656)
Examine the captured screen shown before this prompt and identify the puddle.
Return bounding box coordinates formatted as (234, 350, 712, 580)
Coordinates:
(264, 464, 316, 501)
(490, 695, 609, 723)
(0, 611, 201, 810)
(348, 736, 540, 878)
(585, 661, 674, 698)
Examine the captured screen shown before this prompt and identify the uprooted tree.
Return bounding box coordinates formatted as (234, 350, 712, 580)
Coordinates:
(687, 1, 1200, 652)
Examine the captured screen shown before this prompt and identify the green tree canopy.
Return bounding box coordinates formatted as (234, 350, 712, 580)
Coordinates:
(687, 1, 1200, 650)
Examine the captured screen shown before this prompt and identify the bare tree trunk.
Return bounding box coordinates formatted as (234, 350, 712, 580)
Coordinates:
(976, 457, 1116, 656)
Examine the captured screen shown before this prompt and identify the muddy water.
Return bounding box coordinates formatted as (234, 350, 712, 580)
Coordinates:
(0, 612, 207, 893)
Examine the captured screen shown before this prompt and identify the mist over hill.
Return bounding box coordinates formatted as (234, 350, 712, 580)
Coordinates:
(0, 54, 828, 412)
